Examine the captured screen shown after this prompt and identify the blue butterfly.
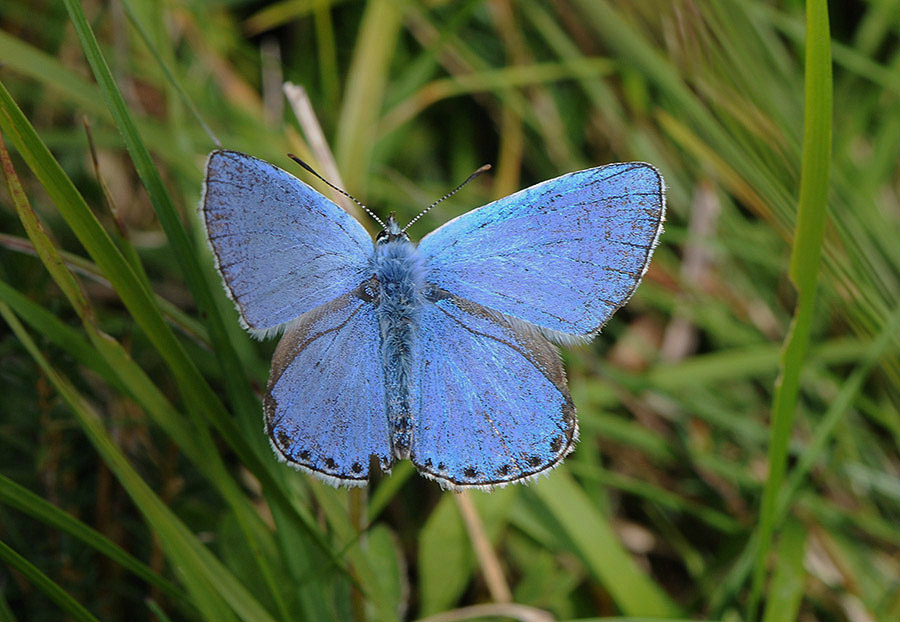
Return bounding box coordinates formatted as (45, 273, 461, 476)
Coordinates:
(201, 150, 665, 490)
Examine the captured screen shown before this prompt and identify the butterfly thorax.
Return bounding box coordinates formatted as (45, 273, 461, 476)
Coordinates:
(371, 231, 426, 460)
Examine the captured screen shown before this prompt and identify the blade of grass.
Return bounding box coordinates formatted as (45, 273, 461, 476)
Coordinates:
(0, 304, 278, 622)
(53, 11, 336, 602)
(0, 474, 188, 607)
(0, 278, 116, 384)
(398, 4, 585, 173)
(0, 139, 88, 316)
(335, 0, 406, 192)
(313, 0, 340, 106)
(573, 0, 799, 238)
(0, 539, 100, 622)
(380, 58, 614, 137)
(0, 78, 302, 541)
(567, 464, 741, 534)
(753, 3, 900, 98)
(243, 0, 355, 36)
(0, 232, 208, 344)
(708, 304, 900, 613)
(417, 489, 517, 616)
(0, 128, 208, 468)
(1, 128, 293, 619)
(305, 483, 400, 622)
(0, 134, 215, 467)
(0, 82, 222, 450)
(0, 590, 15, 622)
(760, 519, 807, 622)
(118, 0, 221, 147)
(81, 116, 158, 295)
(0, 29, 105, 115)
(778, 308, 900, 514)
(747, 1, 832, 618)
(0, 31, 198, 171)
(367, 461, 416, 522)
(59, 0, 262, 434)
(530, 470, 679, 617)
(144, 600, 175, 622)
(0, 273, 270, 564)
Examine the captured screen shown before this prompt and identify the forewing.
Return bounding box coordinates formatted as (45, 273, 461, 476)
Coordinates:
(265, 287, 391, 486)
(201, 150, 372, 336)
(418, 163, 664, 341)
(411, 289, 577, 489)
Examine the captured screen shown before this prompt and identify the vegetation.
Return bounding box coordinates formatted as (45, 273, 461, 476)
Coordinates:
(1, 0, 898, 620)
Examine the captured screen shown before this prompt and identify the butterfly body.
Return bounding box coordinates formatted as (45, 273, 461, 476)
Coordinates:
(201, 150, 665, 490)
(371, 216, 426, 460)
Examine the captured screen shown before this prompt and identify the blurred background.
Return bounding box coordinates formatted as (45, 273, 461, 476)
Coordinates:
(1, 0, 899, 621)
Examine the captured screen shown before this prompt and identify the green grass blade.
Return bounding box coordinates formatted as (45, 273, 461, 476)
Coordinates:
(0, 232, 208, 343)
(778, 306, 900, 515)
(417, 489, 517, 616)
(0, 277, 116, 384)
(0, 589, 16, 622)
(531, 470, 679, 617)
(313, 0, 340, 106)
(0, 77, 274, 509)
(567, 619, 721, 622)
(0, 474, 188, 606)
(305, 483, 397, 621)
(367, 461, 416, 521)
(0, 539, 100, 622)
(568, 465, 741, 534)
(59, 0, 261, 433)
(54, 14, 333, 600)
(760, 518, 807, 622)
(1, 127, 292, 618)
(708, 304, 900, 613)
(380, 58, 614, 135)
(786, 4, 834, 291)
(0, 304, 277, 622)
(0, 29, 104, 114)
(118, 0, 220, 147)
(0, 124, 215, 466)
(747, 0, 832, 618)
(0, 133, 89, 316)
(335, 0, 406, 192)
(0, 31, 193, 169)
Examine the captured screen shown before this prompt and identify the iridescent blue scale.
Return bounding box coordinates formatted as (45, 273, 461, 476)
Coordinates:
(201, 150, 665, 490)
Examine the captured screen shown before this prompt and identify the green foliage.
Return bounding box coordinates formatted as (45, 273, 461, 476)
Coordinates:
(748, 0, 832, 617)
(1, 1, 899, 621)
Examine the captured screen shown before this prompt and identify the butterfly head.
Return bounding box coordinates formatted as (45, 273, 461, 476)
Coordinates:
(376, 213, 410, 245)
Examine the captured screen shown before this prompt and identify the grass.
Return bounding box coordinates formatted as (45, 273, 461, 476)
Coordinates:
(748, 0, 832, 618)
(1, 1, 899, 621)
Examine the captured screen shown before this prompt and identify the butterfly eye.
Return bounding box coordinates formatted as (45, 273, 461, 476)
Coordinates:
(375, 229, 411, 245)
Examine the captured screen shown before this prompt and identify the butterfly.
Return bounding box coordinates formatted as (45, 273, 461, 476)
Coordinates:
(200, 150, 665, 490)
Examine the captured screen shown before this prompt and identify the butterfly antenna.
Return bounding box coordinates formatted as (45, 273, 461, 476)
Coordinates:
(287, 154, 385, 229)
(402, 164, 492, 233)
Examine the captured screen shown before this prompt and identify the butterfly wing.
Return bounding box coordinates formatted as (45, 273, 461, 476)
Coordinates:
(411, 288, 577, 489)
(201, 150, 372, 337)
(265, 285, 391, 485)
(418, 163, 664, 342)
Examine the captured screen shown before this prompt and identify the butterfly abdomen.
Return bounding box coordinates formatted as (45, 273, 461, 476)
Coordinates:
(372, 239, 426, 460)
